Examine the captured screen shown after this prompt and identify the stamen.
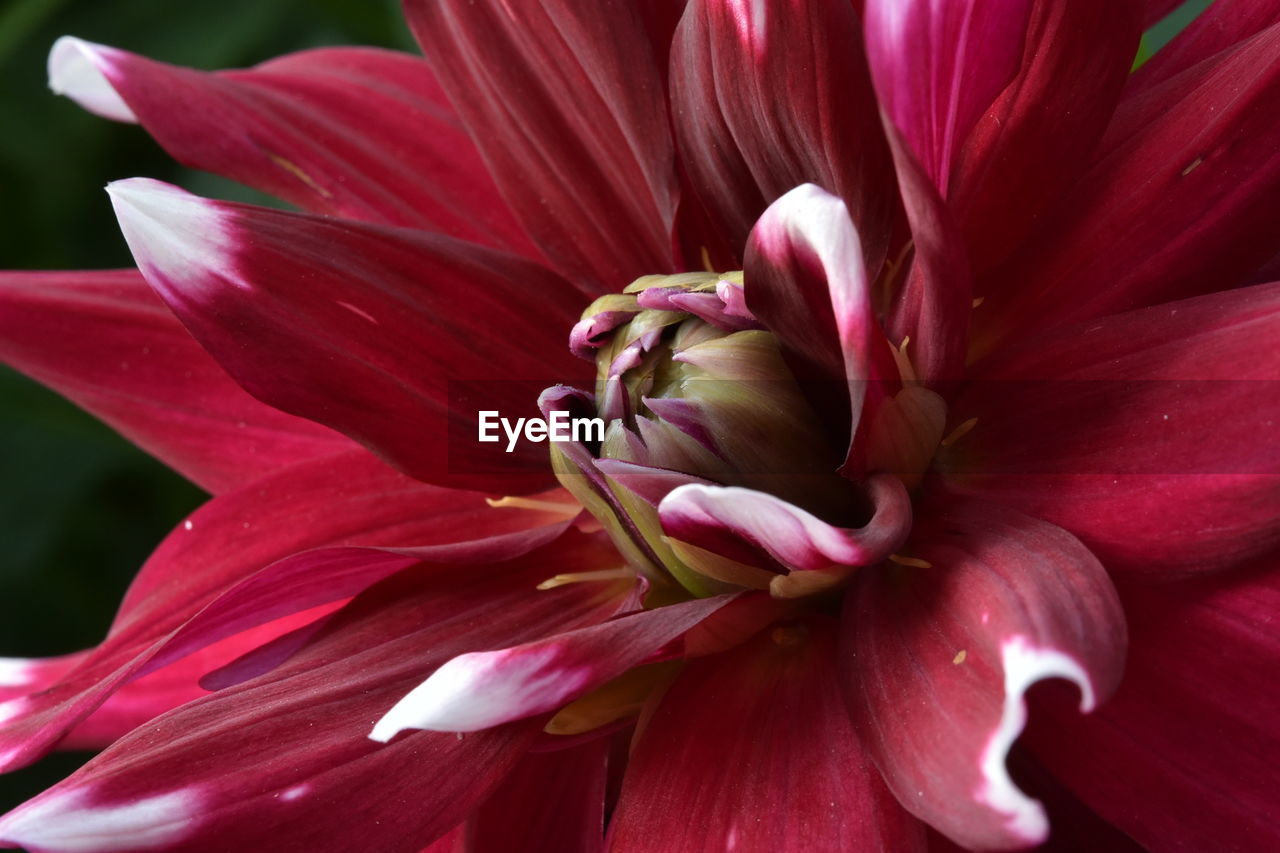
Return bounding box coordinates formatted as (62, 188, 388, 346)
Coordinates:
(486, 495, 578, 514)
(890, 335, 918, 384)
(536, 567, 635, 590)
(941, 417, 978, 447)
(888, 554, 933, 569)
(700, 245, 715, 272)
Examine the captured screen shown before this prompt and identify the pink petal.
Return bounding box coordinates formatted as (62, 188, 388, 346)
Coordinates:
(0, 270, 347, 493)
(1129, 0, 1280, 97)
(977, 22, 1280, 346)
(744, 184, 894, 458)
(882, 128, 971, 383)
(1025, 563, 1280, 850)
(0, 539, 632, 852)
(945, 282, 1280, 576)
(46, 38, 537, 257)
(949, 0, 1142, 274)
(369, 593, 733, 738)
(0, 451, 572, 771)
(108, 178, 591, 494)
(610, 619, 926, 851)
(465, 736, 609, 853)
(863, 0, 1035, 193)
(403, 0, 678, 292)
(658, 474, 911, 574)
(669, 0, 896, 271)
(843, 500, 1126, 850)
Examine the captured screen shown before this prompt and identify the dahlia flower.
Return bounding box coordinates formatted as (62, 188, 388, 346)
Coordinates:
(1, 0, 1277, 850)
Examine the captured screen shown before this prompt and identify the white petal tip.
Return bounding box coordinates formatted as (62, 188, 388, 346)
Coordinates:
(0, 789, 199, 852)
(47, 36, 137, 123)
(106, 179, 237, 290)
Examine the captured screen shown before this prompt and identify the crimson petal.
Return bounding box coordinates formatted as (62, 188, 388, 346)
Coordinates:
(403, 0, 678, 292)
(1129, 0, 1280, 97)
(945, 281, 1280, 576)
(610, 619, 925, 851)
(1025, 563, 1280, 851)
(977, 22, 1280, 347)
(864, 0, 1034, 193)
(669, 0, 895, 272)
(0, 539, 632, 853)
(47, 39, 537, 256)
(0, 270, 346, 493)
(843, 500, 1126, 850)
(108, 178, 591, 494)
(0, 451, 571, 771)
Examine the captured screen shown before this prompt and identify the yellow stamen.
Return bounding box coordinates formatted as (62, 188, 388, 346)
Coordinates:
(486, 495, 578, 515)
(940, 417, 978, 447)
(700, 245, 715, 272)
(536, 567, 635, 591)
(891, 335, 918, 384)
(888, 554, 933, 569)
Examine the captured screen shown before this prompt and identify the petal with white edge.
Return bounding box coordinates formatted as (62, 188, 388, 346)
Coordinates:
(0, 789, 200, 852)
(48, 37, 137, 123)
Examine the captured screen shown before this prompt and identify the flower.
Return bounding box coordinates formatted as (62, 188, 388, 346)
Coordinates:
(1, 0, 1278, 851)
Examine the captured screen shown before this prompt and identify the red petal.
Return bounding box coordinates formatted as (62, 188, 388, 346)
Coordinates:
(0, 451, 572, 771)
(977, 22, 1280, 347)
(466, 737, 609, 853)
(1025, 563, 1280, 851)
(669, 0, 896, 271)
(745, 184, 895, 456)
(108, 178, 591, 494)
(610, 619, 925, 852)
(403, 0, 678, 291)
(945, 282, 1280, 576)
(843, 500, 1126, 850)
(1143, 0, 1187, 27)
(46, 39, 537, 257)
(0, 538, 630, 852)
(949, 0, 1142, 274)
(864, 0, 1035, 193)
(0, 270, 346, 493)
(369, 593, 732, 739)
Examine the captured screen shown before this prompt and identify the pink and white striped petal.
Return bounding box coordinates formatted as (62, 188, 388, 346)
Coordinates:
(744, 184, 896, 461)
(370, 594, 735, 739)
(843, 499, 1127, 850)
(47, 37, 537, 255)
(108, 178, 590, 494)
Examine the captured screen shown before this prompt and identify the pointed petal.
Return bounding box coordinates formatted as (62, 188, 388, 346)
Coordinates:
(945, 282, 1280, 576)
(978, 22, 1280, 346)
(744, 184, 893, 455)
(950, 0, 1143, 274)
(610, 619, 926, 852)
(370, 593, 733, 738)
(403, 0, 678, 291)
(864, 0, 1035, 192)
(108, 178, 590, 494)
(0, 539, 630, 853)
(843, 500, 1126, 851)
(0, 451, 572, 771)
(465, 736, 608, 853)
(0, 269, 348, 493)
(47, 38, 537, 256)
(1025, 563, 1280, 851)
(669, 0, 896, 271)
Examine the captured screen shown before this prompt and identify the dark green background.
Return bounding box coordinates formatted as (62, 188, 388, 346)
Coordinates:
(0, 0, 1212, 821)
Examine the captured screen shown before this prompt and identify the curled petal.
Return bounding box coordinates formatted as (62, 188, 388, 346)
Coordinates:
(842, 500, 1126, 850)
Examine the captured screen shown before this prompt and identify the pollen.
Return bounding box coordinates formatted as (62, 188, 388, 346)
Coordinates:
(485, 495, 579, 515)
(536, 567, 635, 590)
(953, 650, 967, 665)
(888, 554, 933, 569)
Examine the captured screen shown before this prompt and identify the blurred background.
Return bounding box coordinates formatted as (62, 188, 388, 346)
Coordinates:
(0, 0, 1213, 821)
